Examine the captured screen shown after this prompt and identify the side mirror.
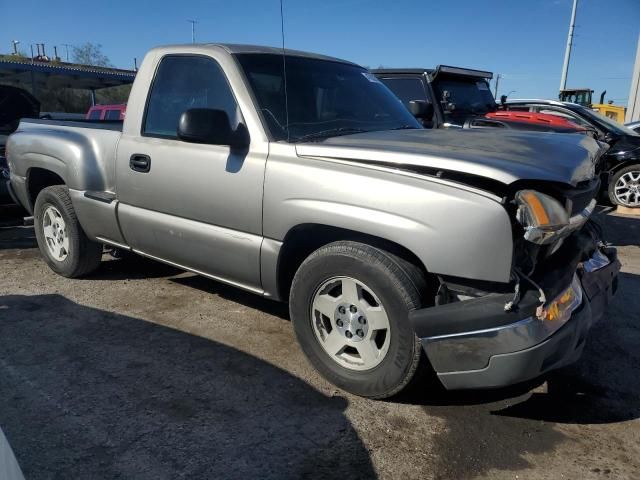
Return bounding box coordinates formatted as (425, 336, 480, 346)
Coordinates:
(178, 108, 249, 148)
(408, 100, 434, 119)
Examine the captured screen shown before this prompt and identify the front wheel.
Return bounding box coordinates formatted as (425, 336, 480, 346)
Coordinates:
(34, 185, 103, 278)
(608, 164, 640, 208)
(289, 241, 429, 399)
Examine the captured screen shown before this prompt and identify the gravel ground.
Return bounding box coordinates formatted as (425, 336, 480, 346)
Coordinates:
(0, 206, 639, 480)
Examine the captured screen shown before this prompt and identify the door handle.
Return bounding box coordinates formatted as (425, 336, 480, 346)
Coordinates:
(129, 154, 151, 173)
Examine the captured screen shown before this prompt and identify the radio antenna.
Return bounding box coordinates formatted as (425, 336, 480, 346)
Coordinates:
(280, 0, 290, 141)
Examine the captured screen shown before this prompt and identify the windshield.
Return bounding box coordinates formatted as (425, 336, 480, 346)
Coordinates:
(431, 76, 496, 125)
(235, 54, 420, 141)
(560, 91, 591, 105)
(579, 107, 639, 137)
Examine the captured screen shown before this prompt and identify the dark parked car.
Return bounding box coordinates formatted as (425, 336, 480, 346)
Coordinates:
(505, 99, 640, 208)
(1, 85, 40, 204)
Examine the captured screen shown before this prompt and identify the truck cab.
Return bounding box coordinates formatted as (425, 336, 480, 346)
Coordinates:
(373, 65, 496, 128)
(373, 66, 587, 133)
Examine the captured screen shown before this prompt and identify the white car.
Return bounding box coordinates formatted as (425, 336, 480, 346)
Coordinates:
(625, 121, 640, 134)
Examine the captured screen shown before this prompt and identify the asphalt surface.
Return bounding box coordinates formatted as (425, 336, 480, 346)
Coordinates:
(0, 205, 639, 479)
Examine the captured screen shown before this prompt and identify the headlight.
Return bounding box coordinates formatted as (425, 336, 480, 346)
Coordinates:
(515, 190, 569, 245)
(537, 274, 582, 322)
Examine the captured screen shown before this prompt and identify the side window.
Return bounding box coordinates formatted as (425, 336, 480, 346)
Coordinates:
(143, 55, 241, 138)
(88, 109, 102, 120)
(378, 77, 430, 108)
(104, 109, 121, 120)
(538, 108, 591, 127)
(506, 106, 531, 112)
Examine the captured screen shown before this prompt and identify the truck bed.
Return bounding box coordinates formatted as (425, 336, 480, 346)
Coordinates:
(9, 118, 123, 201)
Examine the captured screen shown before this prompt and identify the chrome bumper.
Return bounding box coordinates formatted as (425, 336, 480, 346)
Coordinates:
(412, 246, 620, 390)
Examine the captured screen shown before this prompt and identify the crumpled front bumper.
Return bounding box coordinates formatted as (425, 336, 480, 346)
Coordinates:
(409, 245, 620, 390)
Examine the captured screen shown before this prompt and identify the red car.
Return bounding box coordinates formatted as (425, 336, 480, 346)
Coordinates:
(86, 104, 126, 121)
(484, 111, 588, 133)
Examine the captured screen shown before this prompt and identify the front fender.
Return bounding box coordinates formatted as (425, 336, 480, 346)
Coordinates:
(263, 151, 514, 283)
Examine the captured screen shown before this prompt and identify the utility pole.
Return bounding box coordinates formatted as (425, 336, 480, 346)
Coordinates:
(187, 19, 198, 44)
(626, 33, 640, 123)
(62, 44, 72, 62)
(559, 0, 578, 91)
(11, 40, 20, 55)
(494, 73, 501, 98)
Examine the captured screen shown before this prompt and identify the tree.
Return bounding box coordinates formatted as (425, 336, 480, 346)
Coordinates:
(72, 42, 113, 67)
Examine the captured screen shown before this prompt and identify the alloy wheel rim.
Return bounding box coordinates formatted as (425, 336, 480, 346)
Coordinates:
(310, 276, 391, 371)
(614, 171, 640, 207)
(42, 206, 70, 261)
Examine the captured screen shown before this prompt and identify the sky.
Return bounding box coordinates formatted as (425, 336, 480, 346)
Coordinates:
(1, 0, 639, 104)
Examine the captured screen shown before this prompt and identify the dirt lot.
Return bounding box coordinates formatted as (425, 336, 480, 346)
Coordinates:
(1, 206, 639, 480)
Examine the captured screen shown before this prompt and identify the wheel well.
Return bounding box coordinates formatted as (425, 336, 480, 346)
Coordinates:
(27, 168, 65, 208)
(608, 160, 640, 178)
(276, 223, 430, 301)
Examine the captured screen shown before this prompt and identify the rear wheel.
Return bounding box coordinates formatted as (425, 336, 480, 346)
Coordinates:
(289, 241, 430, 399)
(34, 185, 103, 278)
(608, 164, 640, 207)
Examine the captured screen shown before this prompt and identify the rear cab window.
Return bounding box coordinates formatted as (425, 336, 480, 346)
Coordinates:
(377, 76, 431, 109)
(104, 109, 122, 120)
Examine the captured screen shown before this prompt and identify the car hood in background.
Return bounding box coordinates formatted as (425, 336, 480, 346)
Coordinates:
(295, 128, 604, 187)
(0, 85, 40, 133)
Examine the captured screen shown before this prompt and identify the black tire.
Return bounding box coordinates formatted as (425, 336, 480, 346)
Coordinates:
(608, 164, 640, 207)
(34, 185, 103, 278)
(289, 241, 430, 399)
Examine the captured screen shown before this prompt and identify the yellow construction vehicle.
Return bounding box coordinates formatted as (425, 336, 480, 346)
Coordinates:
(559, 88, 626, 123)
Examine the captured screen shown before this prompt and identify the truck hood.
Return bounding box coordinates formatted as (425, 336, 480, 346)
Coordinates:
(295, 128, 604, 187)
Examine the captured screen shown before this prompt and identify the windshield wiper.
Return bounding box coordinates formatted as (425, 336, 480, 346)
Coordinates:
(294, 127, 368, 142)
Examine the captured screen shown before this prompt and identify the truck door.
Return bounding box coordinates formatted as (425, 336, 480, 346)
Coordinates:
(115, 54, 267, 292)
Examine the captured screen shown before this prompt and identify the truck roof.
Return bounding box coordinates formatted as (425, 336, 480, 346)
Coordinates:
(372, 68, 434, 75)
(372, 65, 492, 80)
(505, 99, 580, 107)
(148, 43, 358, 66)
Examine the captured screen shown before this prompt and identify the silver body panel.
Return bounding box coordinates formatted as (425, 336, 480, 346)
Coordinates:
(6, 43, 604, 298)
(264, 142, 514, 283)
(7, 121, 121, 193)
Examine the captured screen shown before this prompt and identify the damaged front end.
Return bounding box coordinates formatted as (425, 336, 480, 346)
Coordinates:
(409, 178, 620, 390)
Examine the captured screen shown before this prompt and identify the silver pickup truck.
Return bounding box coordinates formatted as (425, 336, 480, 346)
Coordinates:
(6, 44, 620, 398)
